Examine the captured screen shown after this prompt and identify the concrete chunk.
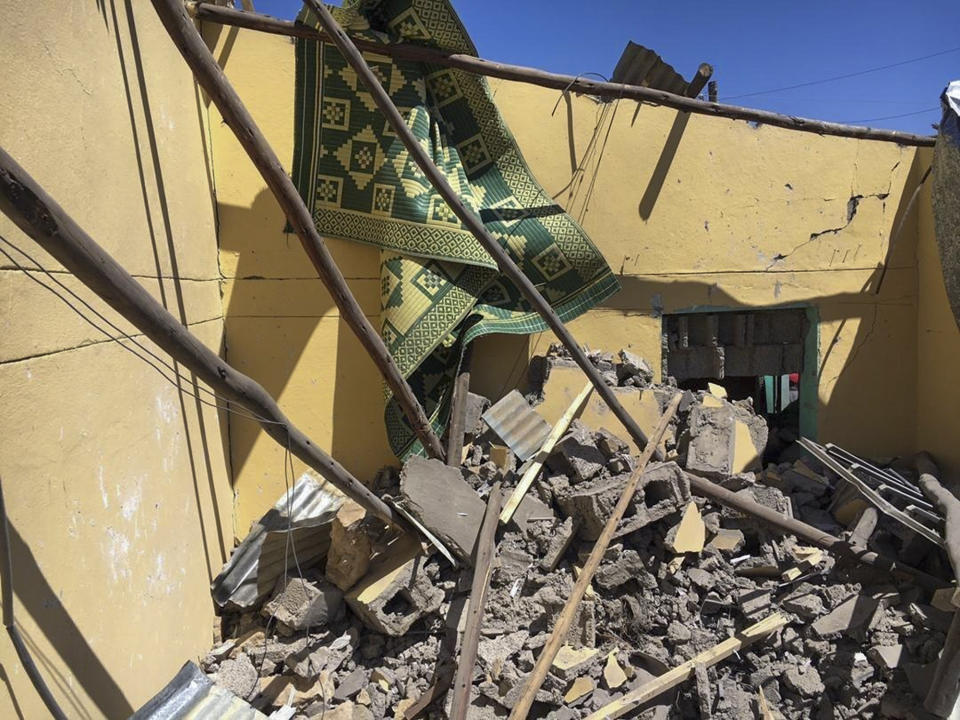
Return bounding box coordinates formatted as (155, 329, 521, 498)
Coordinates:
(811, 594, 883, 639)
(686, 401, 767, 477)
(664, 503, 706, 554)
(326, 500, 372, 592)
(345, 536, 444, 636)
(400, 456, 485, 564)
(261, 570, 344, 635)
(547, 425, 606, 483)
(551, 645, 599, 681)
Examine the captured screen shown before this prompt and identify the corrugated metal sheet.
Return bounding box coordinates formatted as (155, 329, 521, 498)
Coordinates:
(482, 390, 551, 462)
(612, 41, 690, 96)
(130, 662, 266, 720)
(211, 473, 343, 611)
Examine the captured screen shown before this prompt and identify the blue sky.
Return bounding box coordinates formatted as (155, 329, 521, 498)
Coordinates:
(254, 0, 957, 134)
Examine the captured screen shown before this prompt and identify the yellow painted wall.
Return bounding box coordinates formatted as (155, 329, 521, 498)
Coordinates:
(0, 3, 231, 718)
(915, 147, 960, 475)
(208, 26, 931, 532)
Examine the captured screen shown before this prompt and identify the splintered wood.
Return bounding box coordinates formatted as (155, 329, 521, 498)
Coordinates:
(584, 613, 789, 719)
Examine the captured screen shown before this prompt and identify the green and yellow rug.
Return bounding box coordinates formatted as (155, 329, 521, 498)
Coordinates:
(292, 0, 619, 459)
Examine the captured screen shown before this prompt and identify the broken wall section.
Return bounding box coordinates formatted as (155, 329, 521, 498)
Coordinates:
(0, 3, 231, 718)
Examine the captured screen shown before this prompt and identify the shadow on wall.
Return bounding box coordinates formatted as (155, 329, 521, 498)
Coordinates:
(3, 521, 134, 719)
(218, 188, 398, 489)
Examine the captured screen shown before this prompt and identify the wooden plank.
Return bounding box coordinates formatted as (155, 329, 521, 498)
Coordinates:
(149, 0, 445, 462)
(446, 340, 475, 466)
(584, 613, 788, 720)
(188, 2, 934, 147)
(499, 381, 593, 525)
(450, 482, 504, 720)
(508, 393, 682, 719)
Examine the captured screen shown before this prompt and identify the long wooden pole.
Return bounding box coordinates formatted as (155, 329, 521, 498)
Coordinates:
(150, 0, 445, 461)
(305, 0, 658, 455)
(189, 2, 935, 148)
(450, 481, 503, 720)
(0, 147, 408, 531)
(509, 393, 682, 720)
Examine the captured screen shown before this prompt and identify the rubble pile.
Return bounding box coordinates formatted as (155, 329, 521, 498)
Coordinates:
(200, 346, 954, 719)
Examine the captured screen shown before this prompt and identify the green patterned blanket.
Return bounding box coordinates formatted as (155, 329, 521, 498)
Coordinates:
(292, 0, 619, 459)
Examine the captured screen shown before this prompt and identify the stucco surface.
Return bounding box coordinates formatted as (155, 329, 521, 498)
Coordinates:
(0, 2, 230, 717)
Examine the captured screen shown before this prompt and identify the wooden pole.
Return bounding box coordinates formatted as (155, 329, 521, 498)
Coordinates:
(188, 2, 935, 148)
(584, 613, 789, 720)
(508, 393, 682, 719)
(686, 63, 713, 99)
(150, 0, 446, 462)
(304, 0, 659, 457)
(685, 471, 948, 591)
(450, 481, 504, 720)
(0, 147, 408, 532)
(445, 340, 475, 466)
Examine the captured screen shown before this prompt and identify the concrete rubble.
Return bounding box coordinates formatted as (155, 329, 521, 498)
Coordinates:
(200, 345, 958, 719)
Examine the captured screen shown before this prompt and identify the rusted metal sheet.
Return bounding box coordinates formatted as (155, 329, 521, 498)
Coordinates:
(612, 41, 690, 96)
(481, 390, 551, 462)
(211, 473, 344, 611)
(130, 662, 266, 720)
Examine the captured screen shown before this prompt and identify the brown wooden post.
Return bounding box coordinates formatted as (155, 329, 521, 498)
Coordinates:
(304, 0, 660, 455)
(187, 3, 934, 147)
(445, 340, 475, 466)
(0, 147, 410, 531)
(149, 0, 445, 461)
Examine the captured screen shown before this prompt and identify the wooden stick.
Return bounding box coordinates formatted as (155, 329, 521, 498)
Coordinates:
(446, 340, 475, 466)
(450, 482, 504, 720)
(499, 380, 593, 524)
(584, 613, 789, 720)
(188, 2, 935, 148)
(149, 0, 445, 462)
(508, 393, 682, 719)
(305, 0, 660, 460)
(0, 147, 408, 532)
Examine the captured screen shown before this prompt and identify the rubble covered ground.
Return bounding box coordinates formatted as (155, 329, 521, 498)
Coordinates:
(200, 346, 955, 719)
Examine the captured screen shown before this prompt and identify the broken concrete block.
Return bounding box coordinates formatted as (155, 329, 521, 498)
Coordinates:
(335, 667, 369, 701)
(736, 588, 772, 621)
(478, 630, 529, 670)
(345, 536, 444, 636)
(214, 654, 259, 700)
(551, 645, 599, 681)
(686, 401, 767, 477)
(594, 428, 629, 458)
(541, 517, 577, 571)
(564, 676, 595, 703)
(781, 584, 826, 620)
(326, 500, 372, 592)
(510, 493, 554, 535)
(868, 644, 904, 670)
(664, 502, 706, 554)
(261, 570, 344, 635)
(707, 528, 745, 554)
(782, 666, 823, 698)
(464, 392, 491, 436)
(594, 548, 646, 590)
(546, 425, 607, 483)
(811, 593, 884, 639)
(603, 651, 628, 690)
(400, 455, 485, 564)
(617, 349, 653, 384)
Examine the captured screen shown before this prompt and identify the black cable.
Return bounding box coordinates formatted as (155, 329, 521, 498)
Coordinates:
(724, 46, 960, 100)
(0, 477, 69, 720)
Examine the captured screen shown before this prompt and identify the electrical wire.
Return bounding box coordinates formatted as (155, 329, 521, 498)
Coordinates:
(723, 45, 960, 100)
(839, 107, 940, 124)
(0, 234, 285, 429)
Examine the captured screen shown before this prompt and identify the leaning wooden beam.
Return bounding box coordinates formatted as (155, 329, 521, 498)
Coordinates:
(499, 380, 593, 525)
(151, 0, 446, 462)
(188, 2, 935, 148)
(445, 340, 475, 467)
(305, 0, 658, 457)
(508, 393, 682, 719)
(450, 481, 504, 720)
(686, 471, 948, 591)
(584, 612, 789, 720)
(0, 147, 408, 531)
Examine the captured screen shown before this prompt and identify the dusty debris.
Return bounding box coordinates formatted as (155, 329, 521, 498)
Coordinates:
(198, 346, 957, 719)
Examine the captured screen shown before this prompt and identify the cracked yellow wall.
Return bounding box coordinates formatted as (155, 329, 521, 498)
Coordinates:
(207, 29, 934, 531)
(0, 3, 231, 718)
